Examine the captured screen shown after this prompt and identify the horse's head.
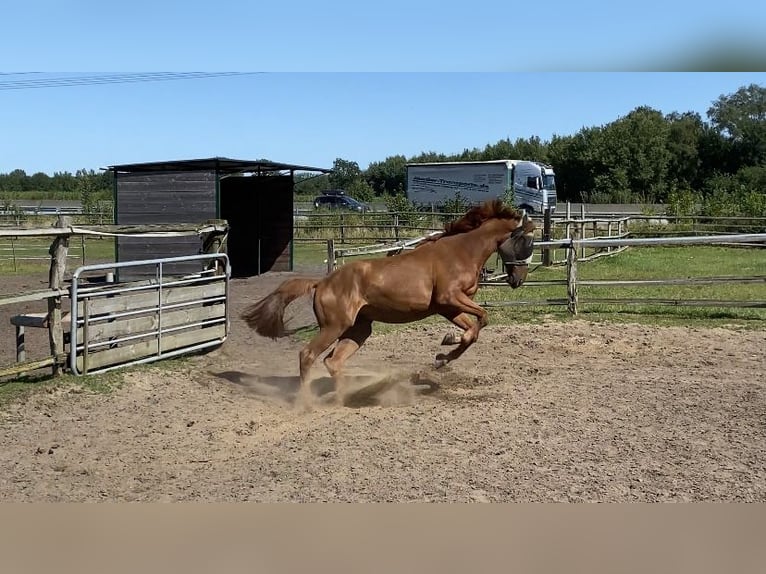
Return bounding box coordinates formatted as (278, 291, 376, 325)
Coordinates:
(497, 213, 535, 288)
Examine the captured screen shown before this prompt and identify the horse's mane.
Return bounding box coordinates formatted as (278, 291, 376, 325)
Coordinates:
(442, 199, 522, 236)
(387, 200, 524, 256)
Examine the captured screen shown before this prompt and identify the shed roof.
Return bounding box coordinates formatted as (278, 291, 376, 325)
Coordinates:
(106, 156, 331, 174)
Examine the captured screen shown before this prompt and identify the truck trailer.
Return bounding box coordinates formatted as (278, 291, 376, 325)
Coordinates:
(406, 159, 557, 213)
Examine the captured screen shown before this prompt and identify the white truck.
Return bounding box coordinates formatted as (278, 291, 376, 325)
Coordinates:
(406, 159, 557, 213)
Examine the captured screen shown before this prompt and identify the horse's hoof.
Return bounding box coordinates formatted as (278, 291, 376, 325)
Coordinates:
(434, 355, 449, 369)
(441, 332, 461, 345)
(294, 390, 315, 413)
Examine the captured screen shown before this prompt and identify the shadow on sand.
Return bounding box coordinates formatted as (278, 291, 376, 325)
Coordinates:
(209, 369, 441, 408)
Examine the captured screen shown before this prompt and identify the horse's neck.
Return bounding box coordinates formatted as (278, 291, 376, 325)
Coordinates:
(463, 223, 507, 262)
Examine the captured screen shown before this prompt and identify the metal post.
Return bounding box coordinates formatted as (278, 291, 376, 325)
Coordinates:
(157, 261, 163, 357)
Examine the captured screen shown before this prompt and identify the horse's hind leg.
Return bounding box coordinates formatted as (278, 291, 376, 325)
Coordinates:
(434, 297, 488, 368)
(324, 318, 373, 405)
(440, 313, 473, 345)
(298, 326, 345, 408)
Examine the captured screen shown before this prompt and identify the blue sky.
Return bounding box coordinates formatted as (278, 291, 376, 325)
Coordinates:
(2, 73, 765, 176)
(4, 1, 765, 71)
(2, 0, 765, 175)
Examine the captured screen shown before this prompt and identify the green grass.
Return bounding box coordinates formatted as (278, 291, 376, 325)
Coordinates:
(291, 241, 331, 269)
(0, 355, 197, 411)
(0, 370, 125, 410)
(479, 246, 766, 327)
(0, 236, 115, 275)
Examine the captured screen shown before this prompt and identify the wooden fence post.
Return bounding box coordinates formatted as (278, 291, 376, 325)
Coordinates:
(326, 239, 335, 274)
(10, 236, 17, 272)
(567, 229, 579, 315)
(201, 219, 228, 275)
(607, 221, 613, 254)
(48, 215, 71, 376)
(542, 208, 552, 266)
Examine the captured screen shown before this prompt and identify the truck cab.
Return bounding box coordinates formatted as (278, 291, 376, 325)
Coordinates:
(511, 161, 557, 214)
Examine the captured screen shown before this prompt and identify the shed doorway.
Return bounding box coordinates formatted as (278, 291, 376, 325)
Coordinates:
(220, 175, 294, 277)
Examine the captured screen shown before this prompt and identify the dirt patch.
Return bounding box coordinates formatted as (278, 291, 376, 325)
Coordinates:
(1, 271, 765, 501)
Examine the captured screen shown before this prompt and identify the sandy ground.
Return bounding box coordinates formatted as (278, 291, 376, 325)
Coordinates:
(0, 269, 765, 502)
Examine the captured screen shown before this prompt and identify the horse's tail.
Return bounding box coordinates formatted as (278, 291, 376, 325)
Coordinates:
(240, 277, 318, 339)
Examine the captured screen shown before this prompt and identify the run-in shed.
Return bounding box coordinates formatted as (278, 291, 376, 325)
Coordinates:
(107, 157, 330, 278)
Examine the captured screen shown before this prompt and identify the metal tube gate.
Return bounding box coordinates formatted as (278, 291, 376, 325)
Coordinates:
(69, 253, 230, 375)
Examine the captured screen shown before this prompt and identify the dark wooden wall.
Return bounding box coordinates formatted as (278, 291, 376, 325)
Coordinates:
(115, 171, 217, 280)
(220, 175, 293, 277)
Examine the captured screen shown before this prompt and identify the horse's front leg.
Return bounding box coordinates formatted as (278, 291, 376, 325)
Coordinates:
(434, 294, 488, 368)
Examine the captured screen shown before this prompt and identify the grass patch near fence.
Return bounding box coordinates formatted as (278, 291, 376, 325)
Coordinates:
(0, 236, 115, 276)
(0, 355, 199, 410)
(0, 369, 126, 411)
(479, 245, 766, 327)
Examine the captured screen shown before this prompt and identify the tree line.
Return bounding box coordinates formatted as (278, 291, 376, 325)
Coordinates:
(3, 83, 765, 217)
(297, 83, 766, 217)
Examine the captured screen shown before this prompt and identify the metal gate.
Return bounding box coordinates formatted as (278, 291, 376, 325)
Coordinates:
(69, 253, 230, 375)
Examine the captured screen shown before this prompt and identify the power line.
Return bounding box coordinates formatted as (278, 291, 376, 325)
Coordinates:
(0, 72, 265, 90)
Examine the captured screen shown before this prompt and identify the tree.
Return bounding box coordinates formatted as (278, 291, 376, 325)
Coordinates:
(2, 169, 28, 192)
(51, 171, 77, 193)
(29, 172, 52, 193)
(547, 129, 601, 202)
(707, 83, 766, 167)
(75, 168, 100, 214)
(665, 112, 705, 190)
(328, 158, 374, 201)
(604, 106, 671, 202)
(293, 172, 330, 196)
(365, 155, 407, 196)
(328, 158, 363, 190)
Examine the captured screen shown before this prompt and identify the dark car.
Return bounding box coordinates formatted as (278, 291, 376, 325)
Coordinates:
(313, 193, 369, 213)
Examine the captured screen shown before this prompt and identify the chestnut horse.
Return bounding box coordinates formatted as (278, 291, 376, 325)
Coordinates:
(241, 199, 535, 405)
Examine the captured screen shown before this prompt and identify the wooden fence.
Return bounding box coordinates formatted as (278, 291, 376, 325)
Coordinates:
(326, 213, 630, 273)
(481, 233, 766, 314)
(0, 217, 229, 380)
(295, 207, 766, 245)
(323, 220, 766, 314)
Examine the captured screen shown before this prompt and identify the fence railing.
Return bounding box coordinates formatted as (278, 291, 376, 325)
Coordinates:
(297, 209, 766, 249)
(326, 212, 632, 272)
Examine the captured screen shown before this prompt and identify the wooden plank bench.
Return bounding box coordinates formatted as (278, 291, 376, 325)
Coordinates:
(10, 312, 71, 363)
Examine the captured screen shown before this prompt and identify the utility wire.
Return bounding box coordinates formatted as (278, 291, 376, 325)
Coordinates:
(0, 72, 264, 90)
